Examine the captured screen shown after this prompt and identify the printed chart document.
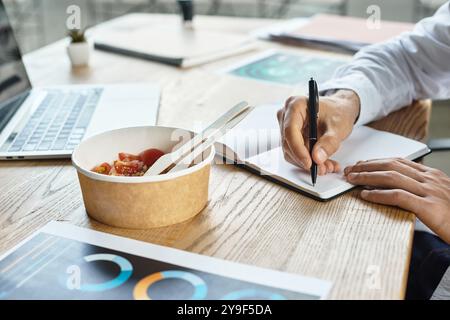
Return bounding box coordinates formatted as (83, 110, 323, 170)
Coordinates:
(217, 104, 431, 200)
(0, 222, 331, 300)
(223, 49, 347, 86)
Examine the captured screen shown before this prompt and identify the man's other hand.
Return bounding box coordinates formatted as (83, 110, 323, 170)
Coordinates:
(345, 158, 450, 244)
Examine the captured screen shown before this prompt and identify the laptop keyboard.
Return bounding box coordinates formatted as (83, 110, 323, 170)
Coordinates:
(1, 88, 103, 153)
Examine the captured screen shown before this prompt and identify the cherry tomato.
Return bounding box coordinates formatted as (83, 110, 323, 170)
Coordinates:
(139, 148, 165, 167)
(92, 162, 111, 175)
(118, 152, 140, 161)
(114, 160, 144, 176)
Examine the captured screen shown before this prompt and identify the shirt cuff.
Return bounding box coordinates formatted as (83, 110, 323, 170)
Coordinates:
(319, 73, 382, 126)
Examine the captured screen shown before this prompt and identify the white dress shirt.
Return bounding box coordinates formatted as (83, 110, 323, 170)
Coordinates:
(321, 1, 450, 126)
(319, 3, 450, 298)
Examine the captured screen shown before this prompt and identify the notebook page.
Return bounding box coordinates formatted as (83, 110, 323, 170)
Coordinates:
(246, 126, 429, 199)
(218, 104, 282, 160)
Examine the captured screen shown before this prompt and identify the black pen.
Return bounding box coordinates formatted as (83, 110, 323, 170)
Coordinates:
(308, 78, 319, 186)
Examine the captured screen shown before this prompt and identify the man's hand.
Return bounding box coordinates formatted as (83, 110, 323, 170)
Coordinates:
(345, 158, 450, 244)
(277, 90, 360, 175)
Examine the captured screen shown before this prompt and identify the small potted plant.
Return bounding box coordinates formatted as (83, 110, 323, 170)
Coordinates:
(67, 29, 90, 67)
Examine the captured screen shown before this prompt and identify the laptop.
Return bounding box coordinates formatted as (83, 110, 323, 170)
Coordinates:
(0, 1, 160, 160)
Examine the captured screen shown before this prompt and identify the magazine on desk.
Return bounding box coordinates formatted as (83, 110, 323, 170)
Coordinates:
(216, 104, 431, 201)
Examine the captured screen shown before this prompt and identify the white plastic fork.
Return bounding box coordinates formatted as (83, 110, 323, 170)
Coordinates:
(144, 101, 253, 176)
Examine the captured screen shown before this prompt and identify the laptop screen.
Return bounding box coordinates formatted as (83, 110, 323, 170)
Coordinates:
(0, 0, 31, 131)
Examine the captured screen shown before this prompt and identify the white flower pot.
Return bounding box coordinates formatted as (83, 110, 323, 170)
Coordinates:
(67, 42, 90, 67)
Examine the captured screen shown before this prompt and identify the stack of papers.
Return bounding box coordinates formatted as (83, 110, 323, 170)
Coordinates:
(265, 14, 414, 53)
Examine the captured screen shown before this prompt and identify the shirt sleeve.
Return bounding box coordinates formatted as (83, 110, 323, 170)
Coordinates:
(320, 2, 450, 126)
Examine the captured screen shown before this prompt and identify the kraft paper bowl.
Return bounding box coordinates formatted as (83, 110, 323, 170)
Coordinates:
(72, 126, 215, 229)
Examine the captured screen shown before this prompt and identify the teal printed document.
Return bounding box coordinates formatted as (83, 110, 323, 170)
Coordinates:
(226, 50, 346, 85)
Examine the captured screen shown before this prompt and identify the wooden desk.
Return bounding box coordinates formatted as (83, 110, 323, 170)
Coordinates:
(0, 14, 430, 299)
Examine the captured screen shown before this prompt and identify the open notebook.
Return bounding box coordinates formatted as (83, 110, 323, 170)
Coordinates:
(217, 104, 430, 201)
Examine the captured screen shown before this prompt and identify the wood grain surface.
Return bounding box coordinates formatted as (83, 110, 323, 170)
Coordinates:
(0, 14, 430, 299)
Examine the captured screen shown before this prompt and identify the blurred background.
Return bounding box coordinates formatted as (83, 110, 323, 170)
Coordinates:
(2, 0, 449, 172)
(3, 0, 447, 54)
